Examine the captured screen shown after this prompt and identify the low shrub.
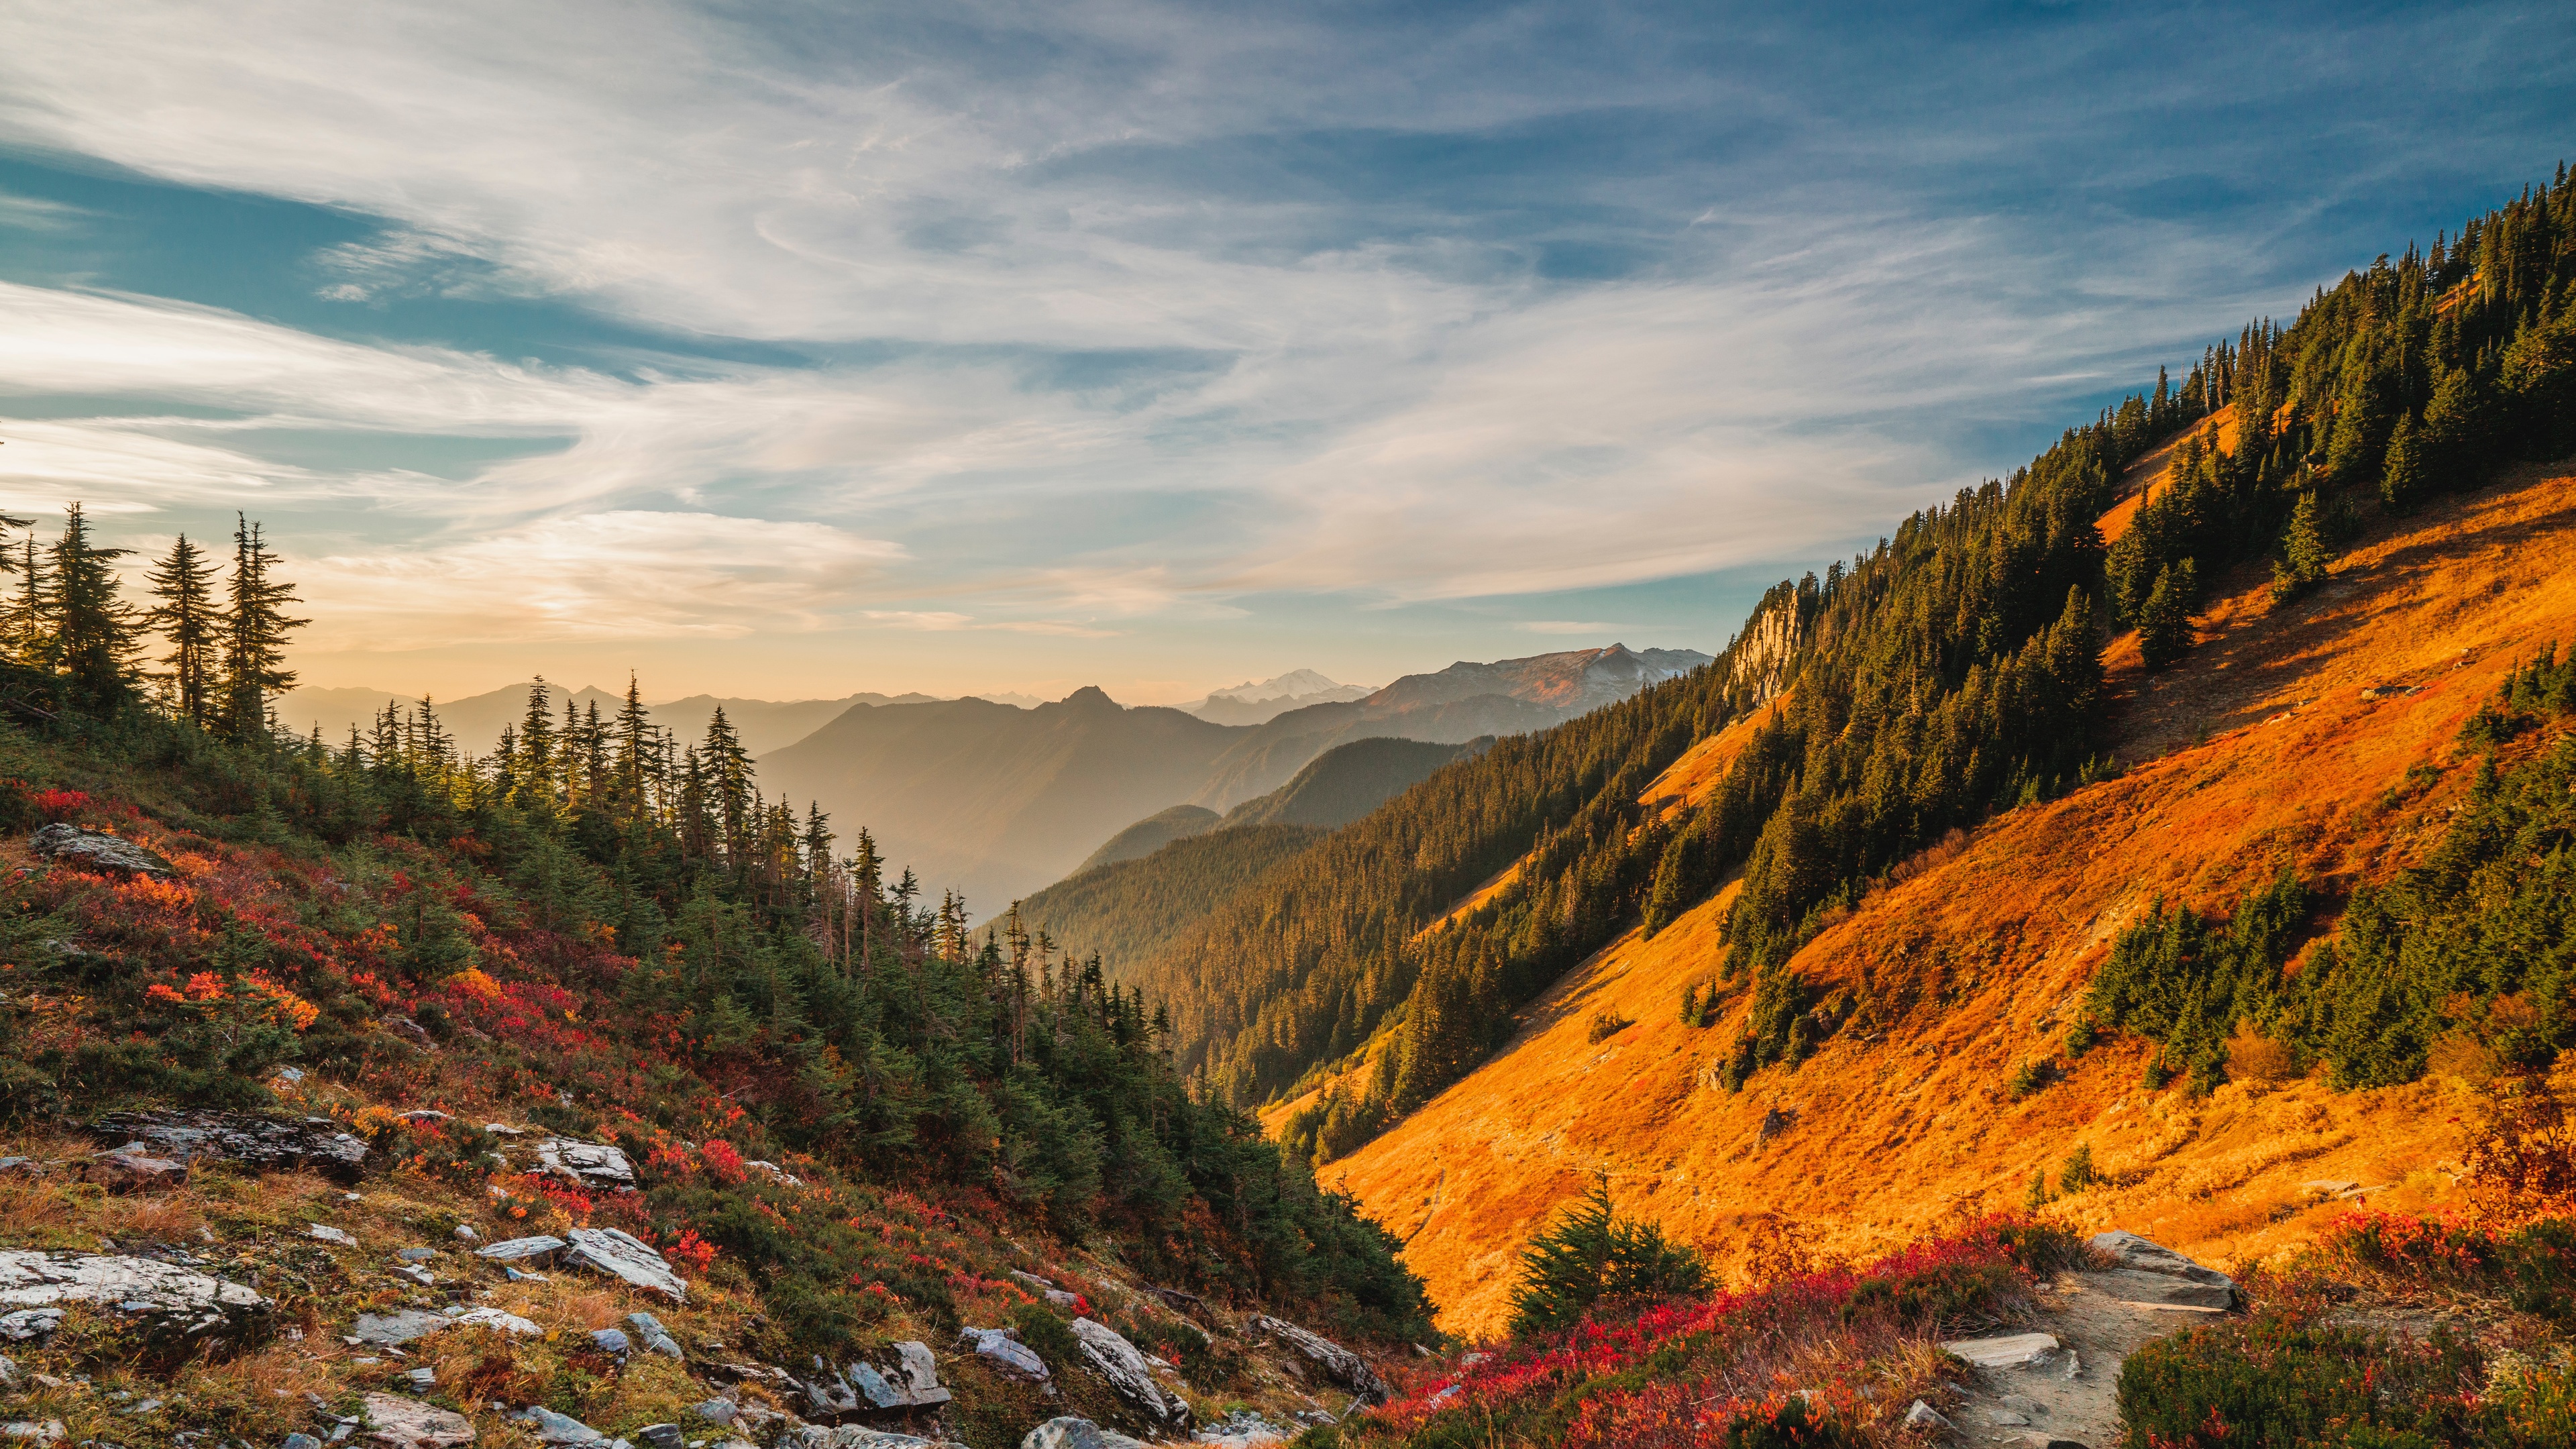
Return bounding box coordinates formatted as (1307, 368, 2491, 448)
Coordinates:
(1839, 1259, 2017, 1332)
(1506, 1177, 1707, 1338)
(1587, 1010, 1634, 1044)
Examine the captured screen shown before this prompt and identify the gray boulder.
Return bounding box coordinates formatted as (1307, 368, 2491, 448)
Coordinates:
(636, 1428, 685, 1449)
(564, 1227, 686, 1302)
(2087, 1231, 2237, 1308)
(1248, 1314, 1387, 1405)
(28, 824, 171, 878)
(588, 1327, 632, 1356)
(0, 1250, 269, 1346)
(957, 1326, 1047, 1381)
(794, 1342, 951, 1419)
(1069, 1319, 1191, 1434)
(784, 1430, 947, 1448)
(76, 1144, 187, 1192)
(360, 1392, 474, 1448)
(474, 1234, 568, 1266)
(513, 1404, 606, 1443)
(627, 1310, 684, 1358)
(537, 1138, 637, 1191)
(1020, 1421, 1144, 1449)
(90, 1110, 370, 1182)
(351, 1309, 453, 1347)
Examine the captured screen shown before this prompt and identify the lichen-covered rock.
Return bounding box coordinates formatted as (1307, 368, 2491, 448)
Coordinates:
(1069, 1319, 1191, 1434)
(626, 1310, 684, 1358)
(74, 1144, 187, 1192)
(0, 1251, 269, 1346)
(1248, 1315, 1388, 1405)
(512, 1405, 604, 1444)
(564, 1227, 685, 1301)
(474, 1235, 568, 1266)
(957, 1326, 1047, 1382)
(362, 1392, 476, 1448)
(536, 1138, 637, 1191)
(784, 1429, 949, 1448)
(795, 1347, 952, 1421)
(90, 1110, 370, 1182)
(28, 824, 171, 878)
(352, 1305, 539, 1346)
(1020, 1421, 1144, 1449)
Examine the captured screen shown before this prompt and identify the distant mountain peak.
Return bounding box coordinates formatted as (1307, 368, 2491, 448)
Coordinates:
(1062, 685, 1122, 710)
(1205, 668, 1354, 704)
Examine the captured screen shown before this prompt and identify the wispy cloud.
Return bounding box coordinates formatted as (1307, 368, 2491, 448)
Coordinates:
(0, 0, 2563, 696)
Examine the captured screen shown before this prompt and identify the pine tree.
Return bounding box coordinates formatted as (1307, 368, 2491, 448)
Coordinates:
(613, 674, 654, 820)
(700, 708, 752, 861)
(508, 679, 554, 808)
(50, 504, 139, 707)
(219, 515, 307, 737)
(142, 534, 220, 724)
(2379, 411, 2425, 515)
(2271, 493, 2332, 602)
(4, 533, 46, 669)
(2137, 559, 2198, 671)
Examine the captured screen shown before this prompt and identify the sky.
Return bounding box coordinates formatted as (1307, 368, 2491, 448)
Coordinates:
(0, 2, 2567, 708)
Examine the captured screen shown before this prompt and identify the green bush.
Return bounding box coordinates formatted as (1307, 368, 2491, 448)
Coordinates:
(2117, 1313, 2484, 1448)
(2058, 1144, 2096, 1194)
(2503, 1218, 2576, 1329)
(1507, 1177, 1708, 1337)
(1010, 1301, 1083, 1371)
(1840, 1260, 2018, 1331)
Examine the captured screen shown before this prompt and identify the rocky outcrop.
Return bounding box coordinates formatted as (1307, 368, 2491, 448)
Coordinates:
(785, 1429, 950, 1448)
(2086, 1230, 2238, 1309)
(1019, 1422, 1144, 1449)
(1248, 1315, 1387, 1405)
(74, 1144, 186, 1191)
(794, 1341, 951, 1421)
(91, 1110, 370, 1182)
(351, 1304, 541, 1346)
(27, 824, 172, 878)
(536, 1138, 637, 1191)
(0, 1251, 269, 1346)
(474, 1235, 567, 1266)
(1069, 1319, 1190, 1434)
(627, 1309, 684, 1358)
(957, 1326, 1047, 1382)
(563, 1227, 685, 1301)
(362, 1393, 474, 1448)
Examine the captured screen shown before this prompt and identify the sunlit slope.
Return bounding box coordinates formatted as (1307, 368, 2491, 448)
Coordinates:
(1327, 458, 2576, 1338)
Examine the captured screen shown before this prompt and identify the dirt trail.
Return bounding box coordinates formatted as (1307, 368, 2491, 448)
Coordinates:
(1930, 1273, 2218, 1447)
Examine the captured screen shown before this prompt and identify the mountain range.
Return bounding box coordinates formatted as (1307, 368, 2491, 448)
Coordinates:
(757, 644, 1708, 911)
(287, 682, 940, 759)
(1181, 669, 1376, 726)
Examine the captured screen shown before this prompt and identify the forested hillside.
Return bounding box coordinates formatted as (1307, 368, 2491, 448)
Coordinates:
(0, 512, 1432, 1443)
(1134, 165, 2576, 1155)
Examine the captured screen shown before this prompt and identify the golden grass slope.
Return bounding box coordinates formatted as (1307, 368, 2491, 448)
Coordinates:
(1326, 458, 2576, 1339)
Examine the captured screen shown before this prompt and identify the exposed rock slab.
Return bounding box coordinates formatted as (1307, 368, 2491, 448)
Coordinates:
(958, 1326, 1048, 1381)
(537, 1138, 637, 1191)
(1021, 1421, 1145, 1449)
(1070, 1318, 1191, 1433)
(0, 1251, 269, 1346)
(795, 1341, 951, 1419)
(474, 1235, 568, 1266)
(28, 824, 171, 878)
(786, 1429, 949, 1448)
(2086, 1231, 2235, 1307)
(75, 1144, 186, 1191)
(1939, 1331, 2061, 1368)
(91, 1110, 370, 1182)
(1248, 1315, 1387, 1405)
(361, 1392, 474, 1448)
(2090, 1266, 2234, 1311)
(564, 1227, 686, 1301)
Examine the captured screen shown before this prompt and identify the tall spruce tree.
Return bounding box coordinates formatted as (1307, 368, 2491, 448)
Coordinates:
(50, 504, 138, 707)
(142, 533, 220, 725)
(2137, 559, 2198, 672)
(2379, 411, 2426, 515)
(219, 515, 307, 738)
(2271, 492, 2332, 602)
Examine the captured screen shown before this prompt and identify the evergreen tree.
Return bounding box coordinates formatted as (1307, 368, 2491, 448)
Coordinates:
(2379, 411, 2425, 515)
(2137, 559, 2198, 672)
(3, 531, 45, 668)
(2271, 493, 2332, 601)
(50, 504, 139, 707)
(700, 707, 753, 861)
(219, 515, 307, 737)
(142, 533, 221, 725)
(613, 674, 655, 820)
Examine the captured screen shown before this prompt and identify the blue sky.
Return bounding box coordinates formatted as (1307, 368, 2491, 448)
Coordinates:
(0, 1, 2567, 706)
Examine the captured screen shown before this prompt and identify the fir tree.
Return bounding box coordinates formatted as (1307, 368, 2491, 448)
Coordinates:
(2271, 493, 2332, 601)
(50, 504, 139, 707)
(3, 532, 45, 668)
(2137, 559, 2198, 672)
(219, 515, 307, 737)
(142, 533, 220, 725)
(2380, 411, 2425, 515)
(515, 679, 556, 808)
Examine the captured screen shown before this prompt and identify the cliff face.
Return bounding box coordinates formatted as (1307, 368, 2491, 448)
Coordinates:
(1324, 457, 2576, 1338)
